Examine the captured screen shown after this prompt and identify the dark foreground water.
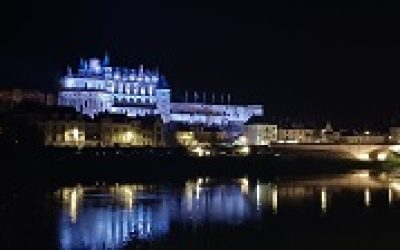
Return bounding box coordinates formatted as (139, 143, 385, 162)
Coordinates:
(2, 168, 400, 249)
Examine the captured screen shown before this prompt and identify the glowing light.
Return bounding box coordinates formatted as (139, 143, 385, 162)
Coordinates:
(389, 188, 392, 205)
(126, 131, 133, 142)
(321, 187, 327, 214)
(354, 170, 370, 178)
(357, 153, 370, 161)
(389, 182, 400, 192)
(196, 181, 201, 200)
(239, 146, 250, 155)
(70, 188, 77, 223)
(364, 131, 370, 135)
(389, 145, 400, 153)
(120, 186, 133, 210)
(72, 128, 79, 141)
(192, 146, 208, 157)
(272, 185, 278, 214)
(377, 152, 387, 161)
(364, 188, 370, 207)
(240, 177, 249, 194)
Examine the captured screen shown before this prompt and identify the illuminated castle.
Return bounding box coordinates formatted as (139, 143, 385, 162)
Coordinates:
(58, 54, 263, 127)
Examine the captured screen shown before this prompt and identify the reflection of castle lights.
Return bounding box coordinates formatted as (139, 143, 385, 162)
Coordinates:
(388, 188, 392, 205)
(364, 188, 371, 207)
(321, 187, 327, 214)
(120, 186, 134, 210)
(60, 186, 83, 223)
(185, 182, 194, 211)
(70, 189, 77, 223)
(272, 185, 278, 214)
(196, 178, 202, 200)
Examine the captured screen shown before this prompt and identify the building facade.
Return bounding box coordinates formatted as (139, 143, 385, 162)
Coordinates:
(42, 113, 164, 147)
(243, 120, 278, 146)
(58, 55, 263, 128)
(277, 128, 317, 143)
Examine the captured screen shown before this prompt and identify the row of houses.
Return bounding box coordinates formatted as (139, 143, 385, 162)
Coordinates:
(243, 116, 400, 145)
(42, 112, 165, 148)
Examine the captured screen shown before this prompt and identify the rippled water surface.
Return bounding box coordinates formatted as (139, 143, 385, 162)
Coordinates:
(3, 169, 400, 249)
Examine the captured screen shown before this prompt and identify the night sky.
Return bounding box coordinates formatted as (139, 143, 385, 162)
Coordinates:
(1, 1, 400, 128)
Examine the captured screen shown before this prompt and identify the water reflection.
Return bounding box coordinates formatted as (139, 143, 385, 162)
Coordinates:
(56, 170, 400, 249)
(321, 187, 327, 214)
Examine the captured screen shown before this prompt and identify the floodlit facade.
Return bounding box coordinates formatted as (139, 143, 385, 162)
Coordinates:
(42, 113, 164, 147)
(244, 117, 278, 145)
(58, 54, 263, 128)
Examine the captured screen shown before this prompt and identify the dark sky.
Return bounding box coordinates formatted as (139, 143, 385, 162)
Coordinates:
(1, 1, 400, 128)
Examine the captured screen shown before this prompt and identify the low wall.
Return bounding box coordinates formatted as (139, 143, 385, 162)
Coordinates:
(270, 143, 395, 159)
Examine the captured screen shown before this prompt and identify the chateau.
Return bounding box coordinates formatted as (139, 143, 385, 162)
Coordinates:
(58, 54, 263, 129)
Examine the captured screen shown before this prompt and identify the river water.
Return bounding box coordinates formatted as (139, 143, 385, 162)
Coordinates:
(2, 169, 400, 249)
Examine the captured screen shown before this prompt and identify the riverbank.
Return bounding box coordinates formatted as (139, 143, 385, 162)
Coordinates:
(2, 146, 394, 186)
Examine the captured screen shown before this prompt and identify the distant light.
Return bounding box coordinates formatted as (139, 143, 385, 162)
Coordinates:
(364, 131, 370, 135)
(355, 170, 370, 178)
(192, 146, 205, 157)
(389, 145, 400, 153)
(389, 182, 400, 192)
(272, 186, 278, 214)
(240, 146, 250, 155)
(377, 152, 387, 161)
(321, 187, 327, 214)
(364, 188, 371, 207)
(357, 153, 370, 161)
(240, 177, 249, 194)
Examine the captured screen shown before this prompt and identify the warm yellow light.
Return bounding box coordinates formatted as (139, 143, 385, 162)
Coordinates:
(240, 177, 249, 194)
(354, 170, 370, 178)
(357, 153, 370, 161)
(364, 188, 370, 207)
(240, 146, 250, 155)
(389, 145, 400, 153)
(321, 187, 327, 213)
(272, 185, 278, 214)
(365, 131, 370, 135)
(126, 131, 133, 140)
(389, 182, 400, 192)
(72, 128, 79, 141)
(377, 152, 387, 161)
(192, 146, 210, 157)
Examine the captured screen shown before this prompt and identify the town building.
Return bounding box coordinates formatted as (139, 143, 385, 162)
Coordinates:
(58, 54, 263, 130)
(42, 112, 164, 147)
(175, 125, 227, 148)
(277, 127, 318, 143)
(339, 131, 386, 144)
(243, 116, 278, 145)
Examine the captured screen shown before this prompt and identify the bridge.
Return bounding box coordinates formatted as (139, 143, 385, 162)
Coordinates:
(270, 143, 400, 161)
